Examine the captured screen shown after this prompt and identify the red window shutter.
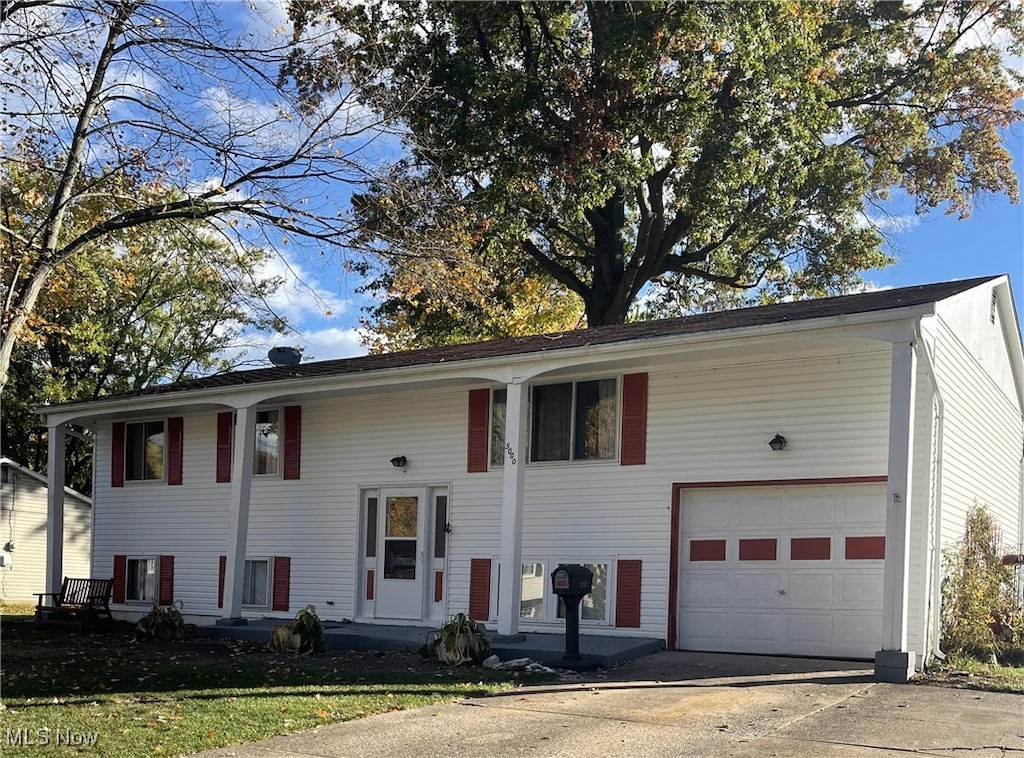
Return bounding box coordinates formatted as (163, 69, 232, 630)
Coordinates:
(467, 389, 490, 473)
(468, 558, 491, 621)
(218, 555, 226, 608)
(113, 555, 127, 603)
(283, 406, 301, 480)
(615, 559, 642, 628)
(167, 417, 184, 485)
(216, 412, 233, 483)
(158, 555, 175, 605)
(111, 422, 126, 487)
(620, 373, 648, 465)
(272, 556, 291, 611)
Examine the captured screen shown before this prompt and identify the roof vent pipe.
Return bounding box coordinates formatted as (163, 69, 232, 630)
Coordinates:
(268, 346, 303, 366)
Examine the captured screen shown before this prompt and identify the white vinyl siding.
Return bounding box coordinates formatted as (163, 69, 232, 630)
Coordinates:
(0, 469, 91, 600)
(927, 311, 1022, 548)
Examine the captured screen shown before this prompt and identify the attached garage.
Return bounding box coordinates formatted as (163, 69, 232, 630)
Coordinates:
(673, 480, 888, 659)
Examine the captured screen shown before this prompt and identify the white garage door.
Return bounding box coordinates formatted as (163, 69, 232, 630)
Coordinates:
(678, 483, 886, 659)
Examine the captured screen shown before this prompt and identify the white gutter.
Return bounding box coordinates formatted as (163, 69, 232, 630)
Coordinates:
(37, 302, 936, 425)
(915, 321, 946, 665)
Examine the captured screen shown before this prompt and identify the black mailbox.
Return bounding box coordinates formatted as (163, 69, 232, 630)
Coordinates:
(550, 564, 593, 661)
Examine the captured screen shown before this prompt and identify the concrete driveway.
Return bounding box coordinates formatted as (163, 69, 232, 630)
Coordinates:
(192, 652, 1023, 757)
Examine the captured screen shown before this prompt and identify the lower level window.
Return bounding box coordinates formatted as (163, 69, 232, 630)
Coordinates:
(243, 559, 270, 608)
(556, 563, 608, 622)
(126, 558, 156, 603)
(520, 560, 609, 623)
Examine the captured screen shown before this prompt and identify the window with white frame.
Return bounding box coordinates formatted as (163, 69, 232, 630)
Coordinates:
(520, 561, 610, 623)
(530, 379, 616, 462)
(125, 421, 165, 481)
(556, 562, 609, 622)
(126, 557, 157, 602)
(242, 559, 270, 608)
(254, 409, 280, 475)
(520, 562, 545, 619)
(490, 389, 507, 467)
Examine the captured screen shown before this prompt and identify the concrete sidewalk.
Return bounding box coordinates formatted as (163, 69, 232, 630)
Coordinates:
(190, 652, 1024, 758)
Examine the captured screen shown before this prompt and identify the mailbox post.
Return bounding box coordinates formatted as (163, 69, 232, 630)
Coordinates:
(550, 564, 593, 661)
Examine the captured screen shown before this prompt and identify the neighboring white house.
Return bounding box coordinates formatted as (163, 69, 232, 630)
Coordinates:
(37, 276, 1023, 682)
(0, 458, 92, 600)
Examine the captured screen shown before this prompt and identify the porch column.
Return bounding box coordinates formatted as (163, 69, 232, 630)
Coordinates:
(220, 405, 256, 623)
(876, 340, 917, 682)
(44, 421, 67, 599)
(496, 380, 528, 637)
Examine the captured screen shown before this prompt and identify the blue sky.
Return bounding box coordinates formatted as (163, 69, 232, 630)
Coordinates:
(867, 133, 1024, 326)
(282, 133, 1024, 363)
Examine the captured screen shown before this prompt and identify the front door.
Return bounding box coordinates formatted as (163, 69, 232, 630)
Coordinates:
(375, 489, 425, 619)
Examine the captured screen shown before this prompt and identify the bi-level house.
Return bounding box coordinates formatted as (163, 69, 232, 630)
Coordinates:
(37, 276, 1023, 682)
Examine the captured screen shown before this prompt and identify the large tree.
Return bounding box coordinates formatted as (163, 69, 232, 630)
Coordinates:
(0, 0, 383, 392)
(2, 162, 285, 491)
(287, 0, 1023, 331)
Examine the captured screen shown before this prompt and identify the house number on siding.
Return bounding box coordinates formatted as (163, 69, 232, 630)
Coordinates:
(505, 443, 517, 465)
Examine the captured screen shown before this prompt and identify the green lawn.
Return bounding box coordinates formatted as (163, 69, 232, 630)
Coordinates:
(0, 609, 538, 756)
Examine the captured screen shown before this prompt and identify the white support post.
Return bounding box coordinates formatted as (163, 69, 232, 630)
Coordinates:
(44, 422, 67, 600)
(220, 406, 256, 623)
(876, 341, 917, 682)
(496, 381, 528, 638)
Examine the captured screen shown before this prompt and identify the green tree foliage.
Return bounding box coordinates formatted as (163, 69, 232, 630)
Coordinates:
(2, 161, 284, 493)
(0, 1, 379, 392)
(286, 0, 1022, 334)
(941, 506, 1020, 659)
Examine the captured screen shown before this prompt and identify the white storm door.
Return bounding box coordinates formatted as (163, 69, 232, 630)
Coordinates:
(375, 489, 426, 619)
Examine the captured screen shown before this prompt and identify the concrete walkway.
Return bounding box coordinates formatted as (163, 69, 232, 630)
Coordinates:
(197, 619, 663, 667)
(191, 652, 1024, 758)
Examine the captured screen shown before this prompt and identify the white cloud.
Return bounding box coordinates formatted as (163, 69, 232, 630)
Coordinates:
(255, 249, 353, 325)
(856, 212, 922, 234)
(293, 326, 368, 361)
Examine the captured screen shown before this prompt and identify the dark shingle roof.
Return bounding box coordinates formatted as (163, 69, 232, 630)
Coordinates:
(95, 276, 995, 402)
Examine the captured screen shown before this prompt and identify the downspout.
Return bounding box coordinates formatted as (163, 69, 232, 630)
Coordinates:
(916, 322, 945, 664)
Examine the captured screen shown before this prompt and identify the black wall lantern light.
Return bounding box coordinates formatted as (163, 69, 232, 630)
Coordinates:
(768, 434, 787, 451)
(390, 455, 407, 469)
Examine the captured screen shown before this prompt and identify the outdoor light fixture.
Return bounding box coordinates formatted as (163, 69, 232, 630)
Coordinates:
(768, 434, 787, 451)
(390, 455, 407, 468)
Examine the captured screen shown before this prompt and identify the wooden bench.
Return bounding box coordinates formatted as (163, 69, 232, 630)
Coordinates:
(35, 577, 115, 632)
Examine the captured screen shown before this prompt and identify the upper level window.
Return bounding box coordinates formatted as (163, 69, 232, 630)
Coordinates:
(255, 409, 279, 476)
(531, 379, 616, 462)
(126, 421, 164, 481)
(490, 389, 507, 467)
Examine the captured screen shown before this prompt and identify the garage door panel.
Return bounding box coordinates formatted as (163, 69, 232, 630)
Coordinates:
(839, 492, 887, 523)
(682, 573, 729, 603)
(787, 495, 838, 524)
(731, 573, 780, 605)
(732, 612, 779, 643)
(839, 573, 884, 607)
(679, 483, 885, 658)
(734, 497, 781, 526)
(785, 573, 834, 605)
(837, 613, 882, 648)
(681, 495, 732, 528)
(784, 613, 833, 644)
(681, 611, 729, 642)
